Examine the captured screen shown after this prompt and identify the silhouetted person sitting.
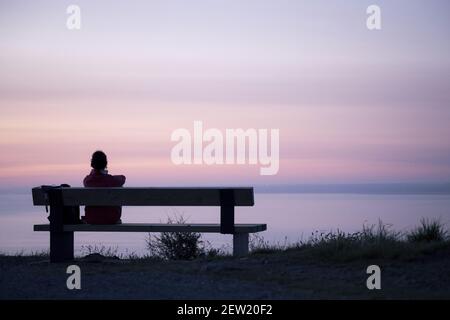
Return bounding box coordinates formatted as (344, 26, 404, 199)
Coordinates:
(83, 151, 126, 224)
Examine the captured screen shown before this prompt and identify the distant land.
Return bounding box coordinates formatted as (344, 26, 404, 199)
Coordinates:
(254, 183, 450, 194)
(1, 183, 450, 195)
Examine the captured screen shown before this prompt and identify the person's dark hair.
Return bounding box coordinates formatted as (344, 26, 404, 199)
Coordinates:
(91, 150, 107, 170)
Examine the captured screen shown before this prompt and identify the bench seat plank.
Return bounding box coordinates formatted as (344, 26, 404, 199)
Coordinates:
(32, 187, 254, 206)
(34, 223, 267, 233)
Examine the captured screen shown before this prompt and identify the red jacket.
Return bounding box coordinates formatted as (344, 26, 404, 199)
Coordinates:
(83, 170, 126, 224)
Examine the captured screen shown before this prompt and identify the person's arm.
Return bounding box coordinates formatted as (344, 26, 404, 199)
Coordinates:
(112, 175, 126, 187)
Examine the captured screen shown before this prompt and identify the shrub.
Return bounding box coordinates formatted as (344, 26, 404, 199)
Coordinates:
(146, 215, 205, 260)
(407, 218, 447, 243)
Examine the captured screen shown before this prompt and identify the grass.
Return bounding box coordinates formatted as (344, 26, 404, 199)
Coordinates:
(141, 216, 450, 263)
(250, 219, 450, 263)
(407, 218, 447, 243)
(79, 244, 161, 261)
(249, 234, 290, 254)
(0, 249, 49, 258)
(1, 217, 448, 264)
(80, 244, 121, 258)
(0, 249, 50, 265)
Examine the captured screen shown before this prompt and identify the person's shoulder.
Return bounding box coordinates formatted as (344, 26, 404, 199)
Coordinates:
(84, 171, 94, 179)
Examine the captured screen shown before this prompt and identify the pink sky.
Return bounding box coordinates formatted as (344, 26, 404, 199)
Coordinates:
(1, 0, 450, 188)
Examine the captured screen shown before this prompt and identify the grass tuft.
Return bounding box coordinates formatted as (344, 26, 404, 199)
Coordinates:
(407, 218, 447, 243)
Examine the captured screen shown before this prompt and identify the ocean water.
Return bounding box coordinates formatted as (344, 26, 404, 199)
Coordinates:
(0, 192, 449, 256)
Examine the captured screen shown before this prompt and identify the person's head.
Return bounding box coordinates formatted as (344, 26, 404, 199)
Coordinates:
(90, 150, 107, 171)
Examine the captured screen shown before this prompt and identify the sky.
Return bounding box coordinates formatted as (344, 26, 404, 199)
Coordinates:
(1, 0, 450, 188)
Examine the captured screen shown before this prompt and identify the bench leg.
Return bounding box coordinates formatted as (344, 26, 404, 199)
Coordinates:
(233, 233, 249, 257)
(50, 231, 74, 263)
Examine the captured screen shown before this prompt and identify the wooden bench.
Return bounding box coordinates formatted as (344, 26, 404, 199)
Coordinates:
(32, 187, 266, 262)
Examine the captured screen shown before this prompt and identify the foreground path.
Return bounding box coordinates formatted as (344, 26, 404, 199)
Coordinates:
(1, 249, 450, 299)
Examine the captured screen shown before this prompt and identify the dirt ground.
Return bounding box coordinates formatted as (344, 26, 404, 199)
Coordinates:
(1, 248, 450, 299)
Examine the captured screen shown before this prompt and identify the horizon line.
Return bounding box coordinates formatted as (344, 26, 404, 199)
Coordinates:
(1, 182, 449, 195)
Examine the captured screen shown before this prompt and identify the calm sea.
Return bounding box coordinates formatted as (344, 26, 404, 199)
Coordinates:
(1, 192, 449, 256)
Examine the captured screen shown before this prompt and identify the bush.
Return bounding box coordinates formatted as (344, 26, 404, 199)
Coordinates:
(146, 215, 205, 260)
(407, 218, 447, 243)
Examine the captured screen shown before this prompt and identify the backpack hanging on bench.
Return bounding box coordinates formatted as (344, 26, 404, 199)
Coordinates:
(41, 184, 83, 224)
